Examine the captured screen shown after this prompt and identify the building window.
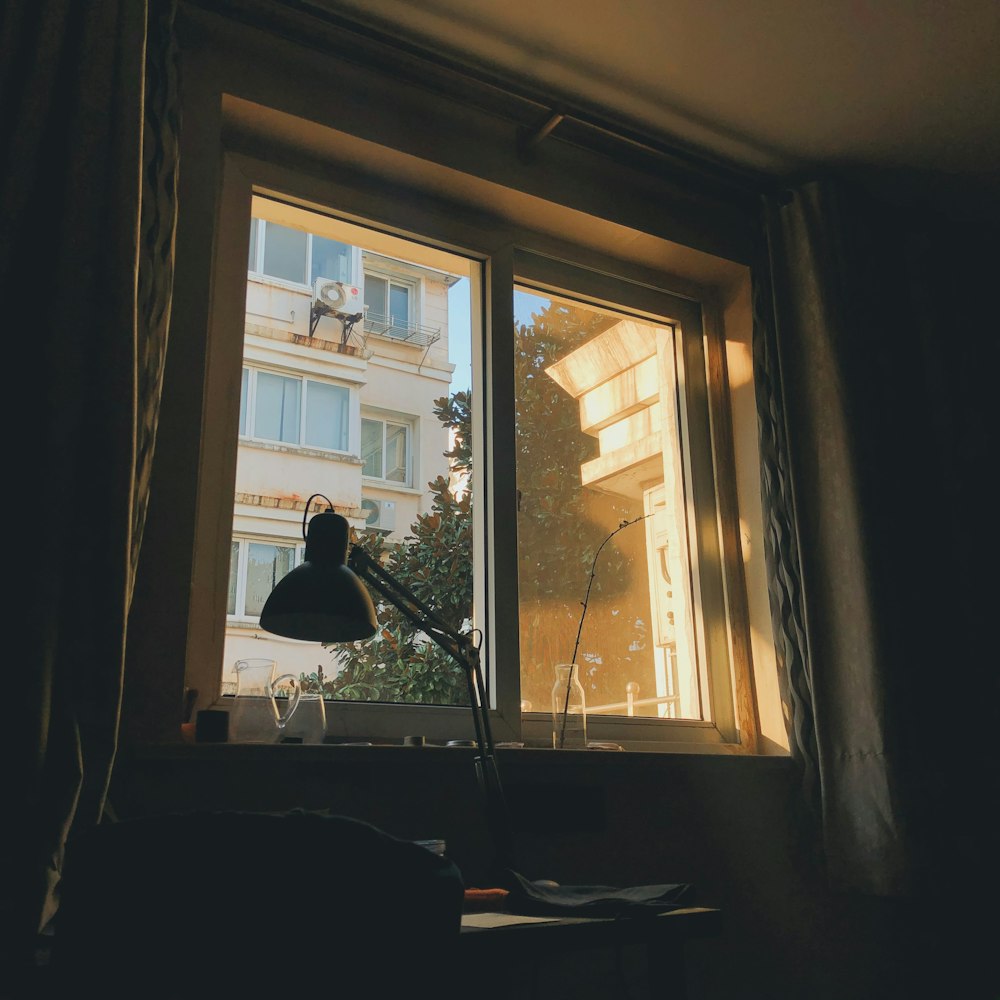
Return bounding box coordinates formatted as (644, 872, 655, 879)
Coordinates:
(363, 272, 416, 339)
(311, 235, 353, 285)
(239, 366, 350, 452)
(361, 415, 411, 484)
(227, 538, 300, 620)
(248, 219, 354, 286)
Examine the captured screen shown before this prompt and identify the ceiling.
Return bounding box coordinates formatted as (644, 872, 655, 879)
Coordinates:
(303, 0, 1000, 218)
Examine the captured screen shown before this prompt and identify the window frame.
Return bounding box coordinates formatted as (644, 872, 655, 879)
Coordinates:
(508, 253, 738, 749)
(183, 146, 754, 752)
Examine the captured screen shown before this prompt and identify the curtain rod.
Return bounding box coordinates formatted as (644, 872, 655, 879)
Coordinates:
(189, 0, 784, 204)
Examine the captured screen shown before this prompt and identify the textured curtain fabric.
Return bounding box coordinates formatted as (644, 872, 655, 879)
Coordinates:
(753, 178, 994, 896)
(2, 0, 178, 972)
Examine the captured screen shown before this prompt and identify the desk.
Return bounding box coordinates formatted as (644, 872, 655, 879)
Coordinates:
(457, 906, 722, 1000)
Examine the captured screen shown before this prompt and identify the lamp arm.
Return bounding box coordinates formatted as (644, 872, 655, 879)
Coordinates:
(347, 545, 469, 664)
(346, 544, 512, 875)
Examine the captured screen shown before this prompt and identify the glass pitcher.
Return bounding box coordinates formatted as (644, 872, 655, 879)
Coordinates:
(279, 665, 331, 744)
(229, 658, 302, 742)
(280, 691, 327, 744)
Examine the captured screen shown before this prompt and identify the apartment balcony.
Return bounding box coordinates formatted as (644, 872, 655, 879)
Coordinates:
(362, 311, 441, 348)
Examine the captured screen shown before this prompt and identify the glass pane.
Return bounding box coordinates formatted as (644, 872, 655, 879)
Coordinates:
(389, 284, 409, 331)
(311, 237, 352, 284)
(229, 195, 479, 708)
(227, 541, 239, 615)
(244, 542, 296, 617)
(385, 422, 408, 482)
(303, 380, 349, 451)
(262, 222, 307, 283)
(361, 417, 383, 477)
(239, 368, 249, 436)
(364, 274, 386, 317)
(514, 286, 701, 721)
(254, 372, 300, 444)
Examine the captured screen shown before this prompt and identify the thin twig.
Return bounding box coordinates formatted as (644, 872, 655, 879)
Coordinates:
(558, 514, 649, 747)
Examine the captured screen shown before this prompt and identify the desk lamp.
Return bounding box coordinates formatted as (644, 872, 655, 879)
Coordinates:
(259, 495, 513, 876)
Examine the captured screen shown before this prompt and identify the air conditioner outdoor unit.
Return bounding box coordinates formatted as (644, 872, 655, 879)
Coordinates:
(313, 278, 363, 313)
(361, 498, 396, 532)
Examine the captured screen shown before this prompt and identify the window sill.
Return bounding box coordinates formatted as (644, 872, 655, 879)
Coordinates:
(128, 737, 792, 769)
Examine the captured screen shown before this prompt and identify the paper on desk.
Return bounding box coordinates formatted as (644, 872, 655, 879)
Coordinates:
(462, 912, 562, 928)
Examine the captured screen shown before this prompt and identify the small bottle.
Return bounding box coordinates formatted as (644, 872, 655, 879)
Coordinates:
(551, 663, 587, 749)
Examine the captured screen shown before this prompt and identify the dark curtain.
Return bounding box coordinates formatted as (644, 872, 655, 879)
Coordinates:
(753, 178, 995, 895)
(2, 0, 178, 974)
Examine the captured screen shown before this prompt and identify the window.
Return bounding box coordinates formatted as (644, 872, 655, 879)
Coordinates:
(364, 271, 415, 339)
(200, 176, 757, 750)
(239, 366, 350, 452)
(361, 415, 411, 484)
(218, 195, 479, 708)
(227, 538, 300, 620)
(247, 219, 354, 286)
(173, 81, 777, 755)
(311, 235, 353, 285)
(512, 282, 718, 733)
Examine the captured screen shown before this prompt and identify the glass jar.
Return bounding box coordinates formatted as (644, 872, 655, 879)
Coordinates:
(551, 663, 587, 749)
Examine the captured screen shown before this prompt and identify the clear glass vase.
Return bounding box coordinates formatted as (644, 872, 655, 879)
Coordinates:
(551, 663, 588, 749)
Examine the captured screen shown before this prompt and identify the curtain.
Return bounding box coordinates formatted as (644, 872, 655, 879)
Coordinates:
(753, 178, 995, 896)
(2, 0, 178, 973)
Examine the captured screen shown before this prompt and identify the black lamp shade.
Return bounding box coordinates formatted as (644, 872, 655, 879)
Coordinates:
(259, 510, 378, 642)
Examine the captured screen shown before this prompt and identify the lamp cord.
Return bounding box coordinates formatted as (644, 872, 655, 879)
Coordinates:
(302, 493, 335, 537)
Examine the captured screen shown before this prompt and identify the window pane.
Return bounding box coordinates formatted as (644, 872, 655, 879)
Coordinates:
(311, 237, 352, 284)
(361, 417, 383, 477)
(244, 542, 296, 617)
(228, 195, 478, 709)
(385, 422, 408, 482)
(303, 380, 349, 451)
(389, 284, 409, 330)
(255, 372, 300, 444)
(227, 541, 239, 615)
(239, 368, 249, 436)
(364, 274, 386, 317)
(514, 287, 701, 721)
(262, 222, 307, 283)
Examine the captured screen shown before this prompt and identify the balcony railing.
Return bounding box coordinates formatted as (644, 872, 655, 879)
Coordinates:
(363, 311, 441, 348)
